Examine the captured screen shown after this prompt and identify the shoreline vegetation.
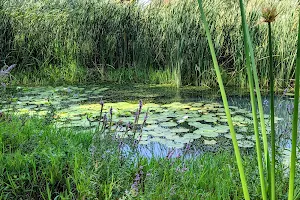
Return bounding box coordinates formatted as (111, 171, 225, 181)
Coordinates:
(1, 0, 300, 199)
(0, 113, 296, 199)
(0, 0, 299, 89)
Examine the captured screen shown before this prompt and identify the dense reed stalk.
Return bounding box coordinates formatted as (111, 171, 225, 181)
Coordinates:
(261, 8, 278, 198)
(288, 12, 300, 200)
(240, 3, 267, 198)
(0, 0, 298, 86)
(197, 0, 249, 199)
(238, 1, 271, 189)
(267, 18, 276, 200)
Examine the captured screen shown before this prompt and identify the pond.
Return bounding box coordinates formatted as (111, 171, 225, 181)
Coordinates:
(0, 84, 294, 158)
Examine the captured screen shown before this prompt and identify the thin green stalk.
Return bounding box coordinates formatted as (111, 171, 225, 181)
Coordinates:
(238, 0, 270, 184)
(288, 12, 300, 200)
(241, 18, 267, 200)
(197, 1, 250, 199)
(268, 21, 276, 200)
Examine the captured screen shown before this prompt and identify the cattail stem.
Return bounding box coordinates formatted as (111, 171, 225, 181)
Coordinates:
(268, 21, 276, 200)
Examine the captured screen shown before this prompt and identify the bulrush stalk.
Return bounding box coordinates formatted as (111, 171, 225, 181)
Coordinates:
(242, 18, 267, 200)
(288, 12, 300, 200)
(262, 6, 278, 199)
(238, 0, 271, 193)
(197, 0, 250, 199)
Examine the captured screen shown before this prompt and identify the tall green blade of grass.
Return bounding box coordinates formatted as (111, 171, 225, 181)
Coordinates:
(197, 1, 250, 199)
(288, 12, 300, 200)
(268, 21, 276, 200)
(238, 2, 267, 199)
(238, 0, 270, 187)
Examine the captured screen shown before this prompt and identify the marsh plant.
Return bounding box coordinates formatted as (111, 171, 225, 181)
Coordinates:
(197, 0, 300, 199)
(0, 0, 299, 87)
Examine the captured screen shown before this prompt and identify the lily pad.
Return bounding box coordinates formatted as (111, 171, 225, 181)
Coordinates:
(194, 129, 218, 138)
(170, 128, 190, 133)
(160, 121, 178, 128)
(224, 133, 244, 140)
(204, 139, 217, 145)
(238, 140, 255, 148)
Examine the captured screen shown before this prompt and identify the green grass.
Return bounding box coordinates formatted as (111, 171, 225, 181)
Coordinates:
(0, 0, 298, 87)
(0, 114, 298, 199)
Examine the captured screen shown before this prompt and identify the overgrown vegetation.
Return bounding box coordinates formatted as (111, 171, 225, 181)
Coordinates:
(1, 114, 297, 199)
(0, 0, 298, 87)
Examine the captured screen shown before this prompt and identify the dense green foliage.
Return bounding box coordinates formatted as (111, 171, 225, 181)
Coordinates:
(0, 115, 297, 199)
(0, 0, 298, 87)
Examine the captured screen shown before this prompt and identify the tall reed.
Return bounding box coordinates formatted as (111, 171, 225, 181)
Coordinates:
(261, 6, 278, 199)
(197, 0, 249, 199)
(200, 0, 300, 199)
(288, 11, 300, 200)
(240, 2, 267, 198)
(0, 0, 298, 86)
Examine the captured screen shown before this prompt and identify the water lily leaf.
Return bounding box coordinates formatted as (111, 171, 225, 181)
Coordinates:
(146, 131, 164, 137)
(238, 140, 254, 148)
(203, 118, 218, 123)
(143, 125, 159, 131)
(188, 122, 209, 128)
(160, 121, 178, 128)
(170, 128, 190, 133)
(177, 137, 194, 143)
(193, 129, 218, 137)
(224, 133, 244, 140)
(165, 135, 181, 140)
(183, 133, 202, 139)
(165, 142, 185, 149)
(153, 127, 170, 134)
(204, 139, 217, 145)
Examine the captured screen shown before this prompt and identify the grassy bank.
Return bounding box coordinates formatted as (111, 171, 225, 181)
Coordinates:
(0, 0, 298, 88)
(0, 115, 297, 199)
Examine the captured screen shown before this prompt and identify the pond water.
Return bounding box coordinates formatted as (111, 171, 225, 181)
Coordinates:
(0, 84, 295, 158)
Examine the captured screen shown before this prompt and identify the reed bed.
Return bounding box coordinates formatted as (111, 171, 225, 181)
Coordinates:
(0, 0, 298, 87)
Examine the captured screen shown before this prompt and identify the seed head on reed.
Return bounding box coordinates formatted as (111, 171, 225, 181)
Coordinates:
(262, 6, 278, 23)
